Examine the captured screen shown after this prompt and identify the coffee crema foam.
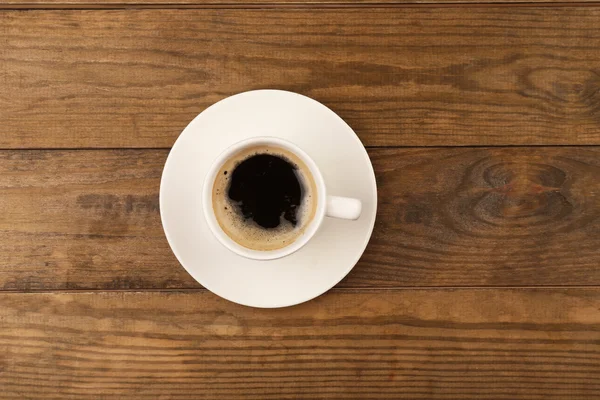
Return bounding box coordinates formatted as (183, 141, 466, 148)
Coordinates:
(212, 145, 318, 251)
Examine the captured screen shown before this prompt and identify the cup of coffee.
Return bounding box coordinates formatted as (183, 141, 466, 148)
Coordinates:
(202, 137, 362, 260)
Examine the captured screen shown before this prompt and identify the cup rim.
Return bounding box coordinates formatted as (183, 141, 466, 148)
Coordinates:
(202, 136, 327, 260)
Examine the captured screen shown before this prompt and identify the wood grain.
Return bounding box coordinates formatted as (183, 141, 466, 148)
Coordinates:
(0, 150, 197, 291)
(1, 289, 599, 399)
(366, 146, 600, 287)
(2, 8, 600, 148)
(1, 147, 599, 291)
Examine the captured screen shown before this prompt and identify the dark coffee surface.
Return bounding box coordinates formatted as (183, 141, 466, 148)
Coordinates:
(227, 154, 303, 229)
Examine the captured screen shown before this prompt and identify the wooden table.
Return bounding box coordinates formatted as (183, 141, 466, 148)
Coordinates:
(1, 0, 600, 398)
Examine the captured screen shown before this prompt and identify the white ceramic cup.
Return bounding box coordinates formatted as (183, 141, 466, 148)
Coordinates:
(202, 137, 362, 260)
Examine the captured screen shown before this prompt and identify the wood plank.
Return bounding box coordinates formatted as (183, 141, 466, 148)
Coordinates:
(1, 147, 600, 291)
(2, 8, 600, 148)
(0, 150, 198, 291)
(365, 146, 600, 287)
(1, 289, 599, 399)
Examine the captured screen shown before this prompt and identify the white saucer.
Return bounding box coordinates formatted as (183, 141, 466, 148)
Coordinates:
(160, 90, 377, 308)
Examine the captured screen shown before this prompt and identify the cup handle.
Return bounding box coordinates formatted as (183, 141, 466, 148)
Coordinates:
(326, 195, 362, 220)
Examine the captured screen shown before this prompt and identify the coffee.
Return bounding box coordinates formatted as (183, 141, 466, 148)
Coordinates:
(212, 145, 317, 251)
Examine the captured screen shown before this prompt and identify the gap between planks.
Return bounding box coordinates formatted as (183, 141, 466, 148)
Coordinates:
(3, 286, 600, 294)
(3, 1, 600, 9)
